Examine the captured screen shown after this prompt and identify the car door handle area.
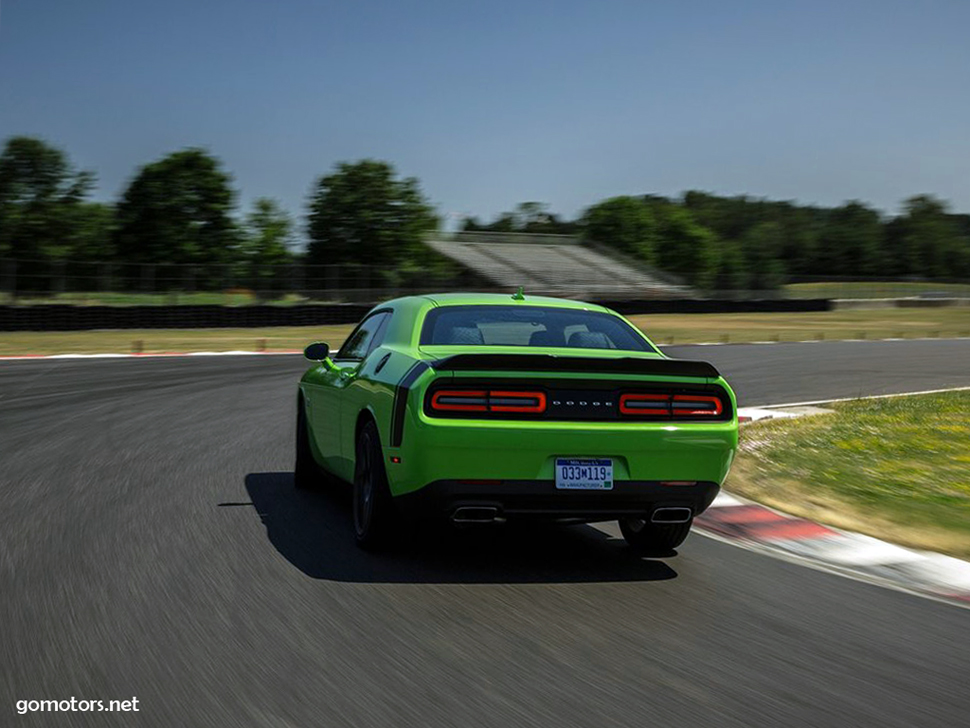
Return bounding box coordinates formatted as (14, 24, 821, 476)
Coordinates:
(374, 352, 391, 374)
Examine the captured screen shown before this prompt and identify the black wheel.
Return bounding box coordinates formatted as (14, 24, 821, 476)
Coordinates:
(619, 516, 692, 555)
(353, 421, 396, 551)
(294, 399, 317, 490)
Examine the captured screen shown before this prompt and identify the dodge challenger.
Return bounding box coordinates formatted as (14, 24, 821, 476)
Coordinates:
(296, 292, 738, 552)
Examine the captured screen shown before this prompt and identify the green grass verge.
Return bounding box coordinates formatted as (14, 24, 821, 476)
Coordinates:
(1, 308, 969, 356)
(727, 391, 970, 558)
(785, 281, 970, 299)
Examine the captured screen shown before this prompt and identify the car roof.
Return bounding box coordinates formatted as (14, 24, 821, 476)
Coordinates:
(414, 292, 611, 312)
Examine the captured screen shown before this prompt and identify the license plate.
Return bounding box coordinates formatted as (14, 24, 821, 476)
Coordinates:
(555, 458, 613, 490)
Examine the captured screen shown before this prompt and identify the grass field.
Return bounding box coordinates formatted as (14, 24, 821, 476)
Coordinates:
(626, 308, 970, 345)
(784, 281, 970, 299)
(1, 308, 969, 355)
(726, 390, 970, 558)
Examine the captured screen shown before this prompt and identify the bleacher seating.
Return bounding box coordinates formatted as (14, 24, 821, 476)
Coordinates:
(424, 233, 692, 299)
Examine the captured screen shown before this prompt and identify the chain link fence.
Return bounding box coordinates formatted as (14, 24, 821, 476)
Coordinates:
(2, 258, 968, 305)
(0, 258, 472, 305)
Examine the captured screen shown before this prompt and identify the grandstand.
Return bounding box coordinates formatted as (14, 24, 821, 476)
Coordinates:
(424, 232, 693, 299)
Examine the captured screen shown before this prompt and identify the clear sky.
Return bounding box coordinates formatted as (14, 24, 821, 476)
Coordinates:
(2, 0, 968, 229)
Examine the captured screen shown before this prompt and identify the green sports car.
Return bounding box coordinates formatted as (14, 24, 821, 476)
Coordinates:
(296, 292, 738, 552)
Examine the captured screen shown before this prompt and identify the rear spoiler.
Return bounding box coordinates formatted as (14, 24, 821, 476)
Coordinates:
(429, 353, 720, 379)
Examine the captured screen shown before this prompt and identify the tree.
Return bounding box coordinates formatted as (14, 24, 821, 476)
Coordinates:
(681, 191, 826, 276)
(464, 202, 579, 235)
(461, 216, 485, 232)
(815, 202, 883, 275)
(739, 222, 786, 290)
(0, 136, 94, 260)
(513, 202, 549, 230)
(888, 195, 968, 277)
(306, 160, 437, 266)
(582, 196, 657, 263)
(113, 149, 238, 286)
(65, 202, 116, 262)
(712, 242, 749, 291)
(239, 198, 294, 293)
(654, 206, 719, 289)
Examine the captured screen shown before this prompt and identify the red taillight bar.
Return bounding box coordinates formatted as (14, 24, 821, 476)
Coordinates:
(619, 393, 670, 416)
(430, 389, 488, 412)
(620, 393, 725, 418)
(430, 389, 547, 414)
(430, 389, 724, 418)
(671, 394, 723, 416)
(489, 390, 546, 413)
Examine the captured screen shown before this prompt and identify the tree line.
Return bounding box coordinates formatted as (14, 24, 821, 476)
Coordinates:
(2, 135, 968, 294)
(468, 194, 970, 290)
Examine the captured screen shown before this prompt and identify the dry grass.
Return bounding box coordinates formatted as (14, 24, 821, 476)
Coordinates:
(0, 325, 355, 356)
(785, 281, 970, 299)
(626, 307, 970, 345)
(0, 307, 968, 356)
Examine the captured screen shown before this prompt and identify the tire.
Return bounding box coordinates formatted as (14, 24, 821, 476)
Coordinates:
(353, 420, 397, 551)
(619, 516, 692, 555)
(294, 400, 317, 490)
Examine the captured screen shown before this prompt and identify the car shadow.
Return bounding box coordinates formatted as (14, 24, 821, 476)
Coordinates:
(239, 472, 678, 584)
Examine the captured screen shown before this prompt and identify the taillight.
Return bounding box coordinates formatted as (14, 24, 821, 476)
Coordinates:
(430, 390, 488, 412)
(672, 394, 723, 416)
(619, 393, 670, 416)
(489, 391, 546, 413)
(619, 392, 726, 418)
(429, 389, 547, 415)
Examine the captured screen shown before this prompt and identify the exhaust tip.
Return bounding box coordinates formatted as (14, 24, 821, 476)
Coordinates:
(651, 507, 693, 524)
(452, 506, 500, 524)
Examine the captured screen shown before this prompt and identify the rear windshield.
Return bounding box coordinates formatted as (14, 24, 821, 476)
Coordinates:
(420, 305, 655, 352)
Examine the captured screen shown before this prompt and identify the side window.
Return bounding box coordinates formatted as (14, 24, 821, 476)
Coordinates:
(337, 312, 390, 361)
(366, 312, 392, 356)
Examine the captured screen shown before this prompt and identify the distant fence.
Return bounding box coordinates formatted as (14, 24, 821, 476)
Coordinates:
(2, 255, 968, 311)
(0, 257, 470, 304)
(0, 298, 832, 332)
(0, 304, 373, 332)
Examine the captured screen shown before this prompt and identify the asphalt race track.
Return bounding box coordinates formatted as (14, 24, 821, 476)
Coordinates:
(2, 340, 970, 727)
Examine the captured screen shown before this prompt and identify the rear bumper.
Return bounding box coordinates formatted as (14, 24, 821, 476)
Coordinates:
(388, 413, 737, 497)
(394, 479, 720, 523)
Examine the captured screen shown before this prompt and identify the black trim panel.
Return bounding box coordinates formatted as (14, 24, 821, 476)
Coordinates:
(430, 354, 719, 379)
(390, 361, 430, 447)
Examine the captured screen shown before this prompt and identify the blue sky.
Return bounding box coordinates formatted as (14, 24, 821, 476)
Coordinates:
(2, 0, 968, 230)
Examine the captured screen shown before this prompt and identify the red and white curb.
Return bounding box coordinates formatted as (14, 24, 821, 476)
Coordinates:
(695, 492, 970, 608)
(736, 405, 833, 423)
(707, 398, 970, 609)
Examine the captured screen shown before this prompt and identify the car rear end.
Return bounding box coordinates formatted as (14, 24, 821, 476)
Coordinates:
(387, 350, 737, 525)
